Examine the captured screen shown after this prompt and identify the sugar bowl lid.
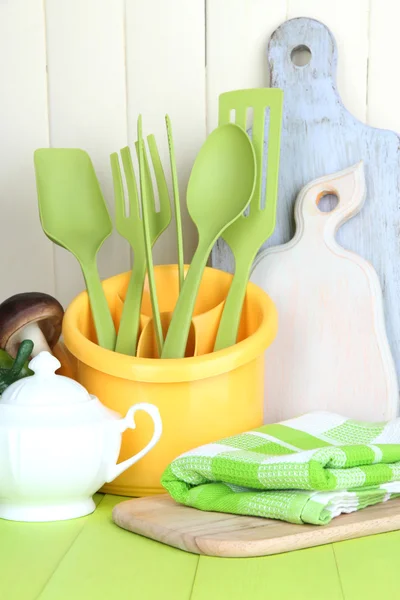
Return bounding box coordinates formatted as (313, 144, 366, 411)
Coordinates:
(0, 351, 91, 406)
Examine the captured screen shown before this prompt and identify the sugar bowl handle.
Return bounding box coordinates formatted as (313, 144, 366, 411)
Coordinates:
(106, 403, 162, 482)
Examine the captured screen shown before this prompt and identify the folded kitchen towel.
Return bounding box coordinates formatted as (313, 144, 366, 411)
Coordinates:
(161, 411, 400, 525)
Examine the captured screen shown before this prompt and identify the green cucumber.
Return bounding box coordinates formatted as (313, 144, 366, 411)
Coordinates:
(0, 340, 34, 395)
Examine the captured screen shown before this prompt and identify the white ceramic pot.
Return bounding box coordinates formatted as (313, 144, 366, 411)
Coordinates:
(0, 352, 162, 522)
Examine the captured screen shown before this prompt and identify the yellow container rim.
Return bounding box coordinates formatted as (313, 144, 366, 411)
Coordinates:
(62, 267, 278, 383)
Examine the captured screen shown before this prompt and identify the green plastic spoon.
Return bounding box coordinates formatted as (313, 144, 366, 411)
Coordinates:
(34, 149, 116, 350)
(161, 123, 256, 359)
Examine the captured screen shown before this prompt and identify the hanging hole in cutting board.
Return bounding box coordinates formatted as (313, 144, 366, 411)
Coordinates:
(317, 192, 339, 213)
(291, 45, 312, 67)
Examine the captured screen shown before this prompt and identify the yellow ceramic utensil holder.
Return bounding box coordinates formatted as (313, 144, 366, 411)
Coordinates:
(59, 265, 278, 497)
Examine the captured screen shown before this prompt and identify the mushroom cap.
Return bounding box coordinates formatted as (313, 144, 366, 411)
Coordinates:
(0, 292, 64, 357)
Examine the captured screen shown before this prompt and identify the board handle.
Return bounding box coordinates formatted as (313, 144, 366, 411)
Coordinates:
(268, 18, 338, 89)
(295, 162, 366, 236)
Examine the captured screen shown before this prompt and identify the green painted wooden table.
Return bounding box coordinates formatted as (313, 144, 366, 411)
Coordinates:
(1, 494, 399, 600)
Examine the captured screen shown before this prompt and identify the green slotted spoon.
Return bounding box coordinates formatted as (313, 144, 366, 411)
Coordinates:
(213, 88, 283, 351)
(111, 128, 171, 356)
(161, 123, 256, 359)
(34, 148, 116, 350)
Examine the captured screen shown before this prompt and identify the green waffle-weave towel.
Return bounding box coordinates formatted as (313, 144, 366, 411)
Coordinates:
(161, 411, 400, 525)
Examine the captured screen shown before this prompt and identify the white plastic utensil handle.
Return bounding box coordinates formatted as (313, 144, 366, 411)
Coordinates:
(106, 403, 162, 482)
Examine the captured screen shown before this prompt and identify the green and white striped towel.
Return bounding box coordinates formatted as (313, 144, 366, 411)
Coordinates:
(161, 411, 400, 525)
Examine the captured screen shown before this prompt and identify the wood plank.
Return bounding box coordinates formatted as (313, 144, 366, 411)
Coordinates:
(333, 530, 400, 599)
(112, 494, 400, 558)
(190, 545, 344, 600)
(37, 495, 199, 600)
(206, 0, 287, 132)
(45, 0, 130, 307)
(287, 0, 369, 122)
(0, 494, 104, 600)
(367, 0, 400, 131)
(0, 0, 54, 299)
(125, 0, 206, 264)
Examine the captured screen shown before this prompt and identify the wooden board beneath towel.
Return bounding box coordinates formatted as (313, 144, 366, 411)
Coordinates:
(250, 164, 398, 423)
(211, 17, 400, 397)
(112, 494, 400, 558)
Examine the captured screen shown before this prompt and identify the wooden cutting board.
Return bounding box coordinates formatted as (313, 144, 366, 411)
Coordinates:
(211, 17, 400, 392)
(112, 494, 400, 558)
(250, 163, 397, 423)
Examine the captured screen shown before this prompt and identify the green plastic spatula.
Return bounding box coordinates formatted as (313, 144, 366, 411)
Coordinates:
(213, 88, 283, 351)
(161, 123, 256, 359)
(34, 149, 116, 350)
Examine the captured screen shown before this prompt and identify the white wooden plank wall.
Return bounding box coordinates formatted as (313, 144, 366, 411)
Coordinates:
(0, 0, 397, 307)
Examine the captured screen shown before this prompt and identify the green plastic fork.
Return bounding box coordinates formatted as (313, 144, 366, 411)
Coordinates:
(111, 132, 171, 356)
(137, 115, 164, 356)
(213, 88, 283, 351)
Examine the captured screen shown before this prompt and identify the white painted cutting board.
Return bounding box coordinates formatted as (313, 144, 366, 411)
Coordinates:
(250, 163, 398, 423)
(211, 17, 400, 391)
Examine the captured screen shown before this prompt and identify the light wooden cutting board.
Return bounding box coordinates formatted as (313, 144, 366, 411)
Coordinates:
(112, 494, 400, 558)
(211, 17, 400, 392)
(250, 163, 397, 423)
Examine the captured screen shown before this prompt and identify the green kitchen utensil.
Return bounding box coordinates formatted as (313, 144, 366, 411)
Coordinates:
(165, 115, 184, 291)
(111, 132, 171, 356)
(161, 123, 256, 359)
(34, 149, 116, 350)
(137, 115, 164, 356)
(213, 88, 283, 351)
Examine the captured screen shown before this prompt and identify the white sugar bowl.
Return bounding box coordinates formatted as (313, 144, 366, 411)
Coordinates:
(0, 351, 162, 522)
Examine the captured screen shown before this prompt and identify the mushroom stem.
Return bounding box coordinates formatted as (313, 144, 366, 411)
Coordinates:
(15, 323, 52, 356)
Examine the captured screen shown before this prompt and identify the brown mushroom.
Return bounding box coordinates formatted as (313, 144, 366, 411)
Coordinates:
(0, 292, 64, 358)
